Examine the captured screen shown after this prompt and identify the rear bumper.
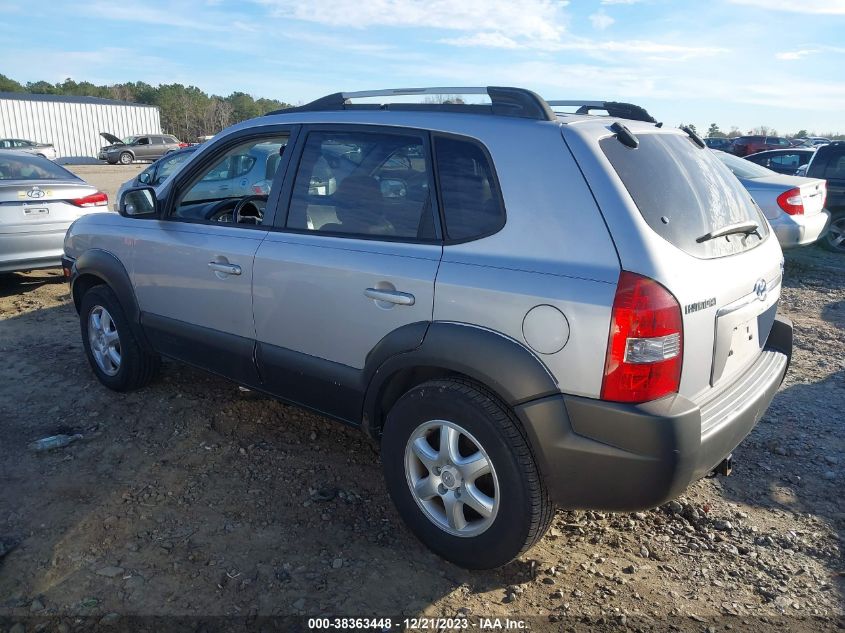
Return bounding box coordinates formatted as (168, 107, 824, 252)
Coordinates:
(0, 230, 67, 273)
(516, 315, 792, 510)
(771, 210, 830, 248)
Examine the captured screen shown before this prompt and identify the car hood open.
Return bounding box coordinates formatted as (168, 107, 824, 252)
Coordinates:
(100, 132, 123, 145)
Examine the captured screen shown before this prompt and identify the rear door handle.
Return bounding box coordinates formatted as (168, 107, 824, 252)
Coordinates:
(208, 261, 242, 276)
(364, 288, 415, 306)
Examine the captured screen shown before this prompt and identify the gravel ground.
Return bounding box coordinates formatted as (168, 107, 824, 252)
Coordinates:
(0, 169, 842, 631)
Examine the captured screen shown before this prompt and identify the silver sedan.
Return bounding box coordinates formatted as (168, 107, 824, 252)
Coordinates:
(0, 152, 110, 273)
(715, 151, 830, 249)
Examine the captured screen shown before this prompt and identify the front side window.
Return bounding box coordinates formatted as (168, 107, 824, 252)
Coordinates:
(172, 136, 289, 223)
(136, 137, 150, 146)
(286, 130, 433, 239)
(434, 136, 505, 241)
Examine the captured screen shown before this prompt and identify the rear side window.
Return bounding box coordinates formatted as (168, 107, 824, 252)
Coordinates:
(286, 130, 434, 240)
(601, 133, 768, 259)
(434, 136, 504, 241)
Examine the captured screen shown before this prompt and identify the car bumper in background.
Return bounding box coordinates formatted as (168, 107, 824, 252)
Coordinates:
(0, 228, 68, 273)
(771, 210, 830, 248)
(514, 315, 793, 510)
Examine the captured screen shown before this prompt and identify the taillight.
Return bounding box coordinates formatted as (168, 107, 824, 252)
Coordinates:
(178, 142, 189, 148)
(776, 187, 803, 215)
(70, 192, 108, 208)
(601, 271, 683, 403)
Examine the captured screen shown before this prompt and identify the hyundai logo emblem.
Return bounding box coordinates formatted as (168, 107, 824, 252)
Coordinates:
(754, 278, 768, 302)
(26, 187, 46, 199)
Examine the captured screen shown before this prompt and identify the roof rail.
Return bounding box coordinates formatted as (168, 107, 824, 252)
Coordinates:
(266, 86, 557, 122)
(547, 100, 657, 124)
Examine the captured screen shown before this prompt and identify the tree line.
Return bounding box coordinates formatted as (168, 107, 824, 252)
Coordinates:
(0, 74, 292, 142)
(681, 122, 844, 141)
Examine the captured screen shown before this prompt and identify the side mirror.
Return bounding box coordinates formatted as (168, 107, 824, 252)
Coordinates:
(119, 186, 158, 218)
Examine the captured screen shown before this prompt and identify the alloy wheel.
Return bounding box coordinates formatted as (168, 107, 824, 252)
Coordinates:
(88, 305, 122, 376)
(404, 419, 499, 537)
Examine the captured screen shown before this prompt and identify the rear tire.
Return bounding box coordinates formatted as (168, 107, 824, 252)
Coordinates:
(821, 213, 845, 253)
(381, 378, 553, 569)
(119, 152, 133, 165)
(80, 285, 159, 391)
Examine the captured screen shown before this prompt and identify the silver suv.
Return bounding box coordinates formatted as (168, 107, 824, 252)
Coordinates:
(63, 87, 792, 569)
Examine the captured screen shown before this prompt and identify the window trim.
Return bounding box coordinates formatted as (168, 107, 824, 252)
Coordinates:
(431, 131, 507, 245)
(273, 123, 443, 245)
(160, 123, 300, 229)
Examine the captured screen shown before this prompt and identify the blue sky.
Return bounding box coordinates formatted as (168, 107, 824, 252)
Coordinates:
(1, 0, 844, 134)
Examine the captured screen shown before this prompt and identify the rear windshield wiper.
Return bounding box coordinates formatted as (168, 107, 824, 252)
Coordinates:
(696, 221, 760, 243)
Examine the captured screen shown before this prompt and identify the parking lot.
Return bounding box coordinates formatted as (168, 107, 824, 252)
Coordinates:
(0, 165, 843, 631)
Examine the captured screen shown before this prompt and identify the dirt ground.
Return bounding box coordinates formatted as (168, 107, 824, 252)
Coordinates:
(0, 165, 843, 631)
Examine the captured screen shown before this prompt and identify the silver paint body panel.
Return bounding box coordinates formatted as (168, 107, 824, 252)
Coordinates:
(65, 107, 785, 403)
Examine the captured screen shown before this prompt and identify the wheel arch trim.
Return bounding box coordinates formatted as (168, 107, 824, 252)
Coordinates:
(71, 249, 152, 351)
(362, 321, 559, 437)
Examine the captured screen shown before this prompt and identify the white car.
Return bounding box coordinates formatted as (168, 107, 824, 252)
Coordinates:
(715, 151, 829, 248)
(0, 138, 57, 161)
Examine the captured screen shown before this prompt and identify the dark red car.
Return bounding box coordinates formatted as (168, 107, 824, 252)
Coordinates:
(731, 135, 793, 157)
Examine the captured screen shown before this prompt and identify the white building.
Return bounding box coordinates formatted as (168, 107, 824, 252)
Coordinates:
(0, 92, 161, 159)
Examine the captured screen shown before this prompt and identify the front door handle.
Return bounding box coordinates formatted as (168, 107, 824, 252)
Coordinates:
(364, 288, 415, 306)
(208, 261, 242, 276)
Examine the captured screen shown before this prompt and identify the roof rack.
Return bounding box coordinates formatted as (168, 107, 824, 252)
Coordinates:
(547, 100, 657, 124)
(266, 86, 557, 122)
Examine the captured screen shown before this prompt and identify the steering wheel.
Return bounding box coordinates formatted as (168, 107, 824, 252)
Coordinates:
(233, 195, 268, 225)
(204, 198, 239, 222)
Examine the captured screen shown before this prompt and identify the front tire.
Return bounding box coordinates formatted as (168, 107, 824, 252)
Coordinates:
(821, 213, 845, 253)
(381, 378, 553, 569)
(80, 285, 159, 391)
(118, 151, 133, 165)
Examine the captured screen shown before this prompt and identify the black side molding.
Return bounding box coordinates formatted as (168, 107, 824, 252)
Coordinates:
(142, 312, 261, 387)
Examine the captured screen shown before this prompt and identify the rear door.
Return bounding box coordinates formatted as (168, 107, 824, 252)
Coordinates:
(131, 126, 294, 385)
(252, 125, 442, 422)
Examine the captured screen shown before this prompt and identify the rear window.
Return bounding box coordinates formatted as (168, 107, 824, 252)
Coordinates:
(0, 154, 77, 181)
(601, 133, 768, 259)
(809, 146, 845, 179)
